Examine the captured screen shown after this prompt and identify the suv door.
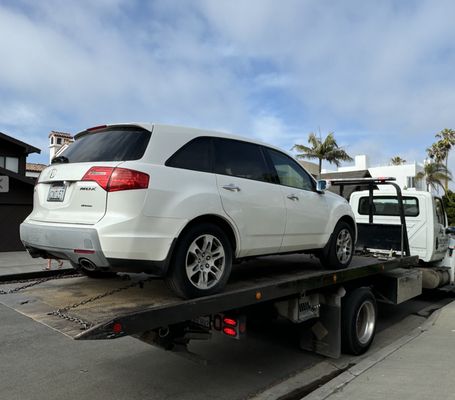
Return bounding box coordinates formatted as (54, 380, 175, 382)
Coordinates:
(213, 138, 286, 257)
(265, 148, 330, 251)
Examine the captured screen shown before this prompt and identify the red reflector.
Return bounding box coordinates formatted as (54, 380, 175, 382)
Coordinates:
(223, 317, 237, 327)
(223, 327, 237, 337)
(87, 124, 107, 132)
(82, 167, 149, 192)
(239, 322, 246, 334)
(112, 322, 123, 334)
(74, 249, 95, 254)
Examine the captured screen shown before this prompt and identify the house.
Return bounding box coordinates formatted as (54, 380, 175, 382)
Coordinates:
(321, 170, 373, 199)
(323, 155, 425, 191)
(26, 163, 47, 179)
(0, 132, 40, 251)
(49, 131, 73, 163)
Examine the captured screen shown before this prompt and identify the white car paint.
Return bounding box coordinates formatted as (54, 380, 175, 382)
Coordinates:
(21, 123, 355, 275)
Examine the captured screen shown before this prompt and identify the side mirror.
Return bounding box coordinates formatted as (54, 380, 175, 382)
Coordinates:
(316, 180, 327, 193)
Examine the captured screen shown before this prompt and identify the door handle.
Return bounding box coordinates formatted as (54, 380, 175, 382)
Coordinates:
(287, 194, 299, 201)
(222, 184, 241, 192)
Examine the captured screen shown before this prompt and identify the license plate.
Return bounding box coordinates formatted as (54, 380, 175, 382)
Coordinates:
(47, 185, 66, 202)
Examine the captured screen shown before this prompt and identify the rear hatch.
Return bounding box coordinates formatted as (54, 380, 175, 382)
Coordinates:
(30, 125, 152, 225)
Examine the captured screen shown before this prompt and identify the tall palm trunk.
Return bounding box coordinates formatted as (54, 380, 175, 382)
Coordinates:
(318, 158, 322, 179)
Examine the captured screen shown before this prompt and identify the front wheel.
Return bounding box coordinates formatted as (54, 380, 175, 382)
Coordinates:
(166, 223, 233, 299)
(318, 221, 354, 270)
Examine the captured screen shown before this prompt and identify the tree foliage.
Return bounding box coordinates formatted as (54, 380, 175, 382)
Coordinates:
(427, 128, 455, 192)
(443, 190, 455, 226)
(416, 162, 452, 193)
(292, 132, 353, 178)
(390, 156, 406, 165)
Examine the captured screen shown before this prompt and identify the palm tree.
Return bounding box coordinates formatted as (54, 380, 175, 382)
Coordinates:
(390, 156, 406, 165)
(292, 132, 353, 178)
(427, 129, 455, 191)
(416, 161, 452, 193)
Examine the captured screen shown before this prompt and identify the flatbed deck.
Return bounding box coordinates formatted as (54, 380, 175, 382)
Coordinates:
(0, 254, 417, 341)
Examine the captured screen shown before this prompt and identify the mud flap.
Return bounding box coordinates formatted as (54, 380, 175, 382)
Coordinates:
(299, 287, 345, 358)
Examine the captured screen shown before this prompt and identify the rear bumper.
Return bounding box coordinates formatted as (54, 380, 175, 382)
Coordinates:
(20, 221, 174, 276)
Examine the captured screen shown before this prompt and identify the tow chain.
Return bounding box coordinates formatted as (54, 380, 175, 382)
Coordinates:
(0, 273, 81, 295)
(47, 276, 155, 330)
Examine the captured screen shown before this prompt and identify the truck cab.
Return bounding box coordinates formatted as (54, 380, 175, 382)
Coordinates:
(349, 190, 448, 263)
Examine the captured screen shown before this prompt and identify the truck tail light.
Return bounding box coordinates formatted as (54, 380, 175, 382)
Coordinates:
(213, 314, 246, 339)
(82, 167, 149, 192)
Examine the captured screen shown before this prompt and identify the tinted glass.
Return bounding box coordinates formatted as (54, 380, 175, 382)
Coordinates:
(56, 127, 151, 163)
(213, 138, 271, 182)
(358, 196, 419, 217)
(435, 198, 446, 226)
(165, 137, 212, 172)
(267, 148, 314, 191)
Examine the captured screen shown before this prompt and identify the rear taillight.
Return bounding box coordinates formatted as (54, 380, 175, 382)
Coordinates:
(82, 167, 149, 192)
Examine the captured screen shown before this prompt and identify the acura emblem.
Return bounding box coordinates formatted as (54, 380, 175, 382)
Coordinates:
(49, 169, 57, 178)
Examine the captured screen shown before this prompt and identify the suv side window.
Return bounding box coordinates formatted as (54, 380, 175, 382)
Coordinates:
(165, 137, 212, 173)
(266, 148, 315, 191)
(213, 138, 272, 183)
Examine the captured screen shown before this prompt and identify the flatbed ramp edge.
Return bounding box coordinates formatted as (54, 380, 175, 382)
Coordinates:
(0, 255, 418, 342)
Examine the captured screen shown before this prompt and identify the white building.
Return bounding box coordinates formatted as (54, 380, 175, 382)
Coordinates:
(49, 131, 73, 163)
(323, 155, 425, 191)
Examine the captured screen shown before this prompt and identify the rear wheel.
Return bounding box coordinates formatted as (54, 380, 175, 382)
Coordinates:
(341, 287, 377, 355)
(166, 223, 233, 299)
(318, 221, 354, 270)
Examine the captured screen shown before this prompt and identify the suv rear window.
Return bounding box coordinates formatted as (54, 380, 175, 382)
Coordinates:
(358, 196, 419, 217)
(54, 127, 151, 163)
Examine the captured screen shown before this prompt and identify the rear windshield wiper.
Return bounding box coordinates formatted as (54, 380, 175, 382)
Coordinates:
(51, 155, 69, 164)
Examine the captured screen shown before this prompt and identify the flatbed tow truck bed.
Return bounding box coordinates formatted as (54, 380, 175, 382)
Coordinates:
(0, 254, 418, 359)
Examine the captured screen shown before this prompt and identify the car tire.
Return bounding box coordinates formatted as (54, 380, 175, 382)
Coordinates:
(341, 287, 377, 355)
(166, 223, 233, 299)
(318, 221, 354, 270)
(70, 261, 117, 279)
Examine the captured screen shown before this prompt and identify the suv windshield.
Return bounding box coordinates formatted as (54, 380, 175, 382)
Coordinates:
(54, 127, 151, 163)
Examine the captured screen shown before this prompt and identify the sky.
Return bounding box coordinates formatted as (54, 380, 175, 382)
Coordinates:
(1, 0, 455, 173)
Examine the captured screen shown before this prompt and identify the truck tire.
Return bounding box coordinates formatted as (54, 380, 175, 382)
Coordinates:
(318, 221, 354, 270)
(166, 223, 233, 299)
(341, 287, 377, 355)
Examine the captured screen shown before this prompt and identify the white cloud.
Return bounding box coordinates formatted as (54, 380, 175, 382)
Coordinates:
(0, 0, 454, 176)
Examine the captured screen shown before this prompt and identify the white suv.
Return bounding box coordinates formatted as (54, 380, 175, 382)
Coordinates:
(20, 123, 356, 298)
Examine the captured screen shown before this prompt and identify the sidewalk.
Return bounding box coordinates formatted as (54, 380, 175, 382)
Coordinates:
(306, 300, 455, 400)
(0, 251, 70, 275)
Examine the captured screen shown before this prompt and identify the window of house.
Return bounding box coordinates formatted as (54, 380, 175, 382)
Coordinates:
(57, 138, 62, 145)
(213, 138, 272, 183)
(165, 137, 212, 173)
(358, 196, 419, 217)
(5, 157, 19, 173)
(0, 156, 19, 173)
(266, 148, 315, 191)
(406, 176, 415, 188)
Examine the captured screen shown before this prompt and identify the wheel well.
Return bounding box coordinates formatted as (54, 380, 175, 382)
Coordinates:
(178, 215, 237, 253)
(339, 215, 356, 236)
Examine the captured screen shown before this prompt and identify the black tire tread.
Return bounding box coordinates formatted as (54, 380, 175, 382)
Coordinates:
(341, 287, 377, 355)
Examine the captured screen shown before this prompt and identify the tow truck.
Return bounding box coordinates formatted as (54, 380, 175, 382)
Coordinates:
(1, 178, 453, 362)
